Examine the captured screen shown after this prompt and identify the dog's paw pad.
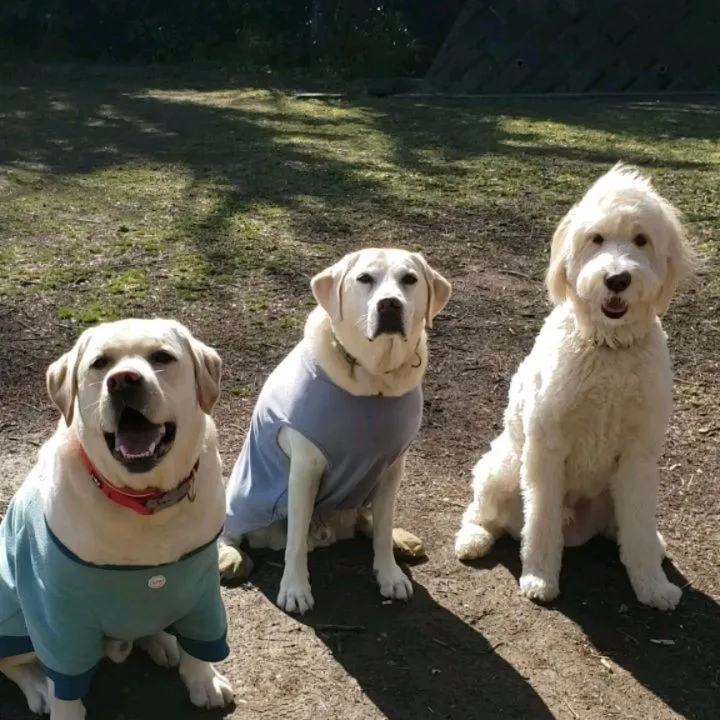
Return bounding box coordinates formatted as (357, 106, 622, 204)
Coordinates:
(277, 578, 314, 614)
(636, 580, 682, 611)
(519, 573, 559, 603)
(376, 564, 413, 601)
(218, 544, 254, 582)
(454, 524, 495, 561)
(186, 668, 234, 709)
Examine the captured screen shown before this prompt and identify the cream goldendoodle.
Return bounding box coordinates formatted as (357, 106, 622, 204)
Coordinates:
(455, 163, 695, 611)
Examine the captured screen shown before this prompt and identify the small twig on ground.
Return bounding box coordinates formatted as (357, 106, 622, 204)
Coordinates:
(619, 630, 640, 645)
(315, 624, 366, 632)
(432, 638, 455, 651)
(461, 363, 492, 373)
(441, 498, 466, 508)
(563, 697, 580, 719)
(489, 641, 505, 652)
(265, 560, 284, 569)
(8, 437, 42, 447)
(499, 269, 533, 281)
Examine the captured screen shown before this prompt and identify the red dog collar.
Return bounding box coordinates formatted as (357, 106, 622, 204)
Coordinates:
(77, 445, 199, 516)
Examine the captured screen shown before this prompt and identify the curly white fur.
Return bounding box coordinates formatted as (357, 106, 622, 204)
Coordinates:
(455, 163, 695, 611)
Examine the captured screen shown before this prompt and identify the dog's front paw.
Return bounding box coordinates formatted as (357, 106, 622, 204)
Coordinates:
(633, 578, 682, 611)
(137, 631, 180, 667)
(519, 573, 559, 603)
(49, 697, 86, 720)
(277, 574, 314, 614)
(180, 662, 234, 709)
(376, 562, 413, 601)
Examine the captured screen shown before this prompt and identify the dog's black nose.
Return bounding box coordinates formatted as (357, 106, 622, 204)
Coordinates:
(604, 271, 631, 293)
(377, 297, 402, 313)
(107, 370, 143, 394)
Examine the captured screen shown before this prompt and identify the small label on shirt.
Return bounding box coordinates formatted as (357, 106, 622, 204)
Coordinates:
(148, 575, 166, 590)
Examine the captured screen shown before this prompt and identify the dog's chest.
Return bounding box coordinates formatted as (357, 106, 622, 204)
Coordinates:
(560, 348, 668, 489)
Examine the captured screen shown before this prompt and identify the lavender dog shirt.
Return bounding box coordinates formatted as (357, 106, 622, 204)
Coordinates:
(224, 340, 423, 537)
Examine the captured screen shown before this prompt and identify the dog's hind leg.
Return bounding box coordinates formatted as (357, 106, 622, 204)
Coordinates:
(455, 432, 522, 561)
(137, 631, 181, 668)
(1, 661, 50, 715)
(217, 536, 254, 582)
(356, 509, 426, 560)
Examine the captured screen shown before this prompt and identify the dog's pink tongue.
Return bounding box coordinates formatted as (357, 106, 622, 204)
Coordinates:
(115, 427, 164, 457)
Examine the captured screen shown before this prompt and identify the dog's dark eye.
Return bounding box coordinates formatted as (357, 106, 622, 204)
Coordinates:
(149, 350, 176, 365)
(591, 234, 604, 245)
(357, 273, 374, 285)
(90, 355, 110, 370)
(401, 273, 418, 286)
(634, 233, 648, 247)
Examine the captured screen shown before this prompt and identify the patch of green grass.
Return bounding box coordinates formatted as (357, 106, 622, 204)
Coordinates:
(56, 302, 119, 324)
(107, 268, 149, 296)
(0, 74, 718, 328)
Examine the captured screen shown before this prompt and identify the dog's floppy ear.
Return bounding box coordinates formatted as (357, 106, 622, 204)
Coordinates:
(190, 339, 222, 414)
(655, 199, 696, 315)
(546, 208, 575, 305)
(173, 323, 222, 413)
(46, 329, 92, 425)
(414, 253, 452, 329)
(311, 251, 362, 323)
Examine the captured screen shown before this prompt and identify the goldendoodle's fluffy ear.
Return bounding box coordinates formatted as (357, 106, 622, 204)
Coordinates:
(546, 209, 574, 304)
(311, 251, 362, 323)
(655, 199, 696, 315)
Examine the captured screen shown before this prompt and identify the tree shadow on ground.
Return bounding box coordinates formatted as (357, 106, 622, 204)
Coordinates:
(248, 539, 554, 720)
(467, 536, 720, 720)
(2, 71, 715, 300)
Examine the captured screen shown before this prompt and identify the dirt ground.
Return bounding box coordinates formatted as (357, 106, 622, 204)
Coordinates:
(0, 69, 718, 719)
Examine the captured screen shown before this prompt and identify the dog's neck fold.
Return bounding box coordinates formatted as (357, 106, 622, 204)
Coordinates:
(307, 308, 427, 397)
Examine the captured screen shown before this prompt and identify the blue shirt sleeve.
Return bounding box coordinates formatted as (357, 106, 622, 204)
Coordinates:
(23, 585, 103, 700)
(171, 568, 229, 663)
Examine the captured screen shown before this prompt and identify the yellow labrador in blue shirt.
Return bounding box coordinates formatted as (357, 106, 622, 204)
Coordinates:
(0, 319, 233, 720)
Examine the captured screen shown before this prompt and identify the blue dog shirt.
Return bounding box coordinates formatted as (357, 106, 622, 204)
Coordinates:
(0, 477, 228, 701)
(224, 340, 424, 537)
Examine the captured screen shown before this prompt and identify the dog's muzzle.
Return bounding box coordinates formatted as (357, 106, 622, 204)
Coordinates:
(373, 297, 405, 338)
(104, 370, 176, 473)
(601, 272, 631, 319)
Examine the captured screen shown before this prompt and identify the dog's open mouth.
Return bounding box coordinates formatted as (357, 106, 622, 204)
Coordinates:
(104, 408, 176, 473)
(601, 296, 628, 319)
